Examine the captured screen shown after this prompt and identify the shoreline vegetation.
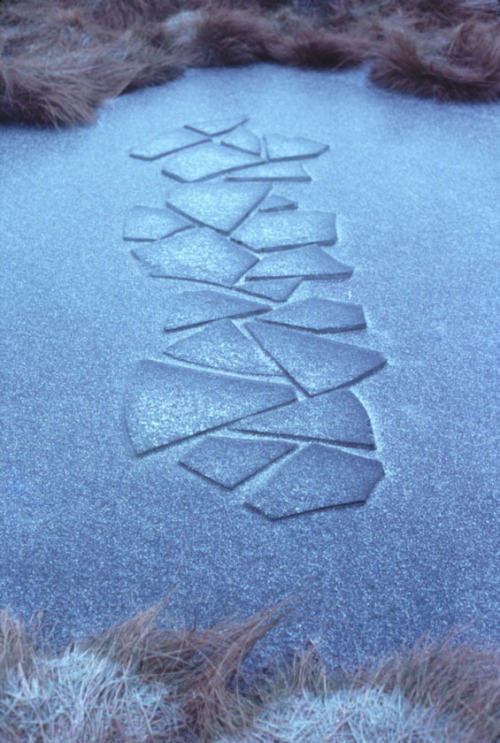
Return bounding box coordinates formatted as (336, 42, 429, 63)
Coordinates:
(1, 0, 500, 126)
(0, 599, 498, 742)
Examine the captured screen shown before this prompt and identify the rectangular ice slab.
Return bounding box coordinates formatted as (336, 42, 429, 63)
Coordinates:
(123, 206, 193, 242)
(247, 321, 386, 395)
(129, 128, 209, 161)
(232, 210, 337, 252)
(132, 228, 257, 288)
(165, 181, 271, 235)
(246, 444, 384, 519)
(125, 360, 296, 454)
(161, 142, 264, 182)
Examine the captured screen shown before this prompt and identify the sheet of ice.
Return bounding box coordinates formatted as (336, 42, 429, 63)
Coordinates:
(131, 228, 257, 287)
(246, 444, 384, 519)
(1, 64, 499, 668)
(165, 181, 271, 234)
(180, 436, 296, 489)
(231, 389, 375, 448)
(125, 360, 296, 454)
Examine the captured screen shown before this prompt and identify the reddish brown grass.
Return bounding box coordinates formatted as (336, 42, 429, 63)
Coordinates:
(1, 1, 500, 123)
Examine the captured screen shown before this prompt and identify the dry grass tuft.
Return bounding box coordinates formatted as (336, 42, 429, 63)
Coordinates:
(355, 630, 500, 743)
(0, 601, 497, 742)
(1, 0, 500, 125)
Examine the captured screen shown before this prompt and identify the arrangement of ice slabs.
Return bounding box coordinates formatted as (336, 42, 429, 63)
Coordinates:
(124, 116, 386, 519)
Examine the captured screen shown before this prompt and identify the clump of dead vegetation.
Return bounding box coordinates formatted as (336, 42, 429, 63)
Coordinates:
(0, 598, 498, 742)
(0, 0, 500, 126)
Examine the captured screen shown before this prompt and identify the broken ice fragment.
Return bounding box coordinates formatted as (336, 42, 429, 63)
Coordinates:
(125, 360, 296, 454)
(180, 436, 296, 488)
(246, 444, 384, 519)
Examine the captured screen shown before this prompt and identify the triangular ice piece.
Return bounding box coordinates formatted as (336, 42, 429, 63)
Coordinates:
(259, 298, 366, 333)
(259, 194, 298, 212)
(123, 206, 193, 242)
(226, 162, 310, 183)
(245, 246, 352, 280)
(165, 181, 271, 234)
(232, 210, 337, 251)
(185, 115, 248, 136)
(264, 134, 329, 161)
(246, 321, 386, 395)
(221, 127, 261, 155)
(161, 143, 263, 182)
(246, 444, 384, 519)
(164, 319, 279, 376)
(129, 128, 209, 160)
(231, 389, 375, 448)
(132, 228, 257, 288)
(163, 290, 270, 332)
(180, 436, 296, 489)
(126, 361, 296, 454)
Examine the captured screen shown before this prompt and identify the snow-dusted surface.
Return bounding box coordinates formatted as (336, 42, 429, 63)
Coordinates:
(0, 64, 498, 662)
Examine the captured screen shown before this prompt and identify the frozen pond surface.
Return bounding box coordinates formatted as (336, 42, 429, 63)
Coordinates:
(0, 64, 498, 663)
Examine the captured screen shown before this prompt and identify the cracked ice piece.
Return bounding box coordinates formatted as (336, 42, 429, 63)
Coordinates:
(259, 298, 366, 333)
(185, 115, 248, 136)
(123, 206, 193, 242)
(165, 181, 271, 235)
(259, 194, 298, 212)
(129, 128, 209, 160)
(232, 210, 337, 252)
(245, 246, 352, 281)
(161, 143, 264, 182)
(221, 127, 261, 155)
(125, 360, 296, 454)
(163, 290, 270, 332)
(264, 134, 329, 161)
(246, 444, 384, 518)
(164, 319, 279, 376)
(180, 436, 296, 488)
(231, 389, 375, 448)
(226, 162, 311, 183)
(132, 228, 257, 288)
(236, 278, 301, 302)
(246, 321, 386, 395)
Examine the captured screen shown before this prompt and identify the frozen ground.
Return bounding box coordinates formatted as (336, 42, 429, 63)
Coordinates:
(0, 64, 498, 665)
